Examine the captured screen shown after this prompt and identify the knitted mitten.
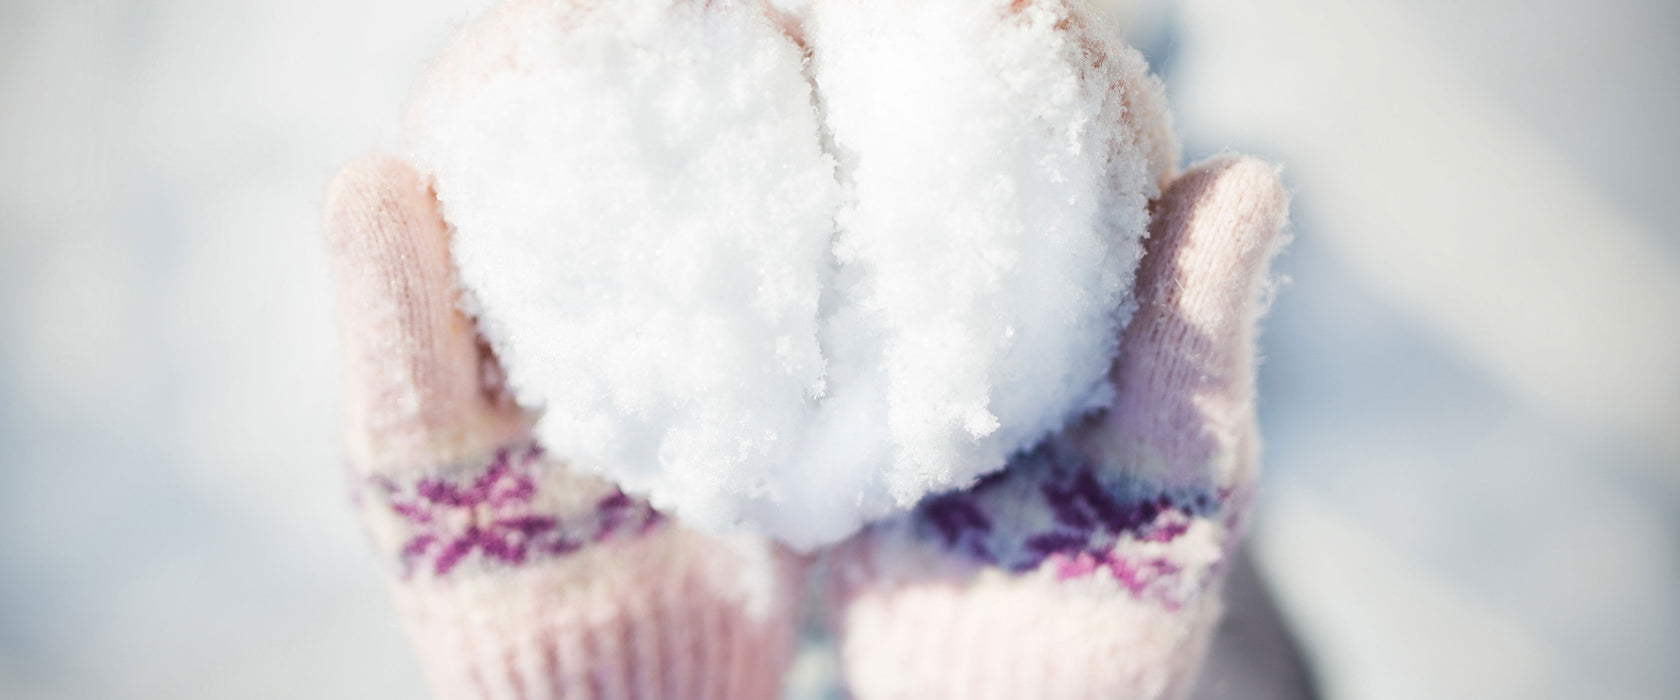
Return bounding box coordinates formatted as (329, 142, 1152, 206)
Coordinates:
(325, 155, 802, 700)
(826, 155, 1289, 700)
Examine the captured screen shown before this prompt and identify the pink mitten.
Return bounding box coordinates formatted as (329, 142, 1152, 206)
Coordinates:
(326, 155, 802, 700)
(826, 155, 1289, 700)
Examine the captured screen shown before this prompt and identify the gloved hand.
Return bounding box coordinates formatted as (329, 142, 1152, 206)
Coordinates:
(324, 1, 1287, 698)
(326, 154, 804, 700)
(826, 154, 1287, 700)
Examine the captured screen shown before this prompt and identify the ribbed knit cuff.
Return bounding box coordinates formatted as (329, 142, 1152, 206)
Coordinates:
(832, 545, 1223, 700)
(393, 530, 799, 700)
(356, 444, 801, 700)
(826, 439, 1237, 700)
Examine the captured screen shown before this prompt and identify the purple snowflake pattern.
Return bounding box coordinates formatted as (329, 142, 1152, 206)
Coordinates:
(361, 443, 662, 578)
(901, 441, 1227, 607)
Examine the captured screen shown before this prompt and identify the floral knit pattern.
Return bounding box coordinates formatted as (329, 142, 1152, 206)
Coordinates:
(359, 443, 663, 578)
(899, 440, 1230, 609)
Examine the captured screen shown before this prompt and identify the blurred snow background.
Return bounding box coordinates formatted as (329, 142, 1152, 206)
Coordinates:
(0, 0, 1675, 698)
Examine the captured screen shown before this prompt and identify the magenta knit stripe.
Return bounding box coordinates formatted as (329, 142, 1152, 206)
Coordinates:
(358, 443, 664, 578)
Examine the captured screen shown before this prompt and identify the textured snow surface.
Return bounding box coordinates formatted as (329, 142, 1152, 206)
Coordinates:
(407, 0, 1171, 549)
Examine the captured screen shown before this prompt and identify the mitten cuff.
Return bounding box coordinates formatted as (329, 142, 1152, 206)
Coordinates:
(355, 443, 801, 699)
(831, 541, 1223, 700)
(827, 440, 1238, 700)
(392, 531, 798, 700)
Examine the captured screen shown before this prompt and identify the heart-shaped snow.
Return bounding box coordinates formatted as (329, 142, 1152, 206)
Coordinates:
(405, 0, 1175, 549)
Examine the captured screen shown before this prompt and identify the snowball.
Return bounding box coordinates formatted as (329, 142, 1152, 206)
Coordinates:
(407, 0, 1172, 549)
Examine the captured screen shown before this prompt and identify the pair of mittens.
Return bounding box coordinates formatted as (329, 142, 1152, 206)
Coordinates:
(326, 1, 1287, 698)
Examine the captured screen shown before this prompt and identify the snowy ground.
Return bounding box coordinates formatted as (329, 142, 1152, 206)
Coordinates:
(0, 0, 1675, 698)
